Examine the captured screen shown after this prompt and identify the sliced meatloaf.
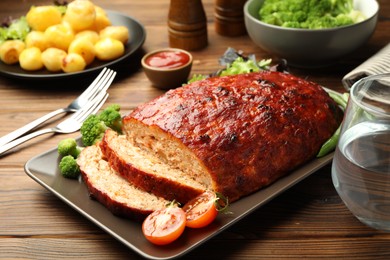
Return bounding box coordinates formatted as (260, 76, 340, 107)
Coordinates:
(123, 71, 343, 202)
(100, 129, 206, 204)
(77, 144, 169, 221)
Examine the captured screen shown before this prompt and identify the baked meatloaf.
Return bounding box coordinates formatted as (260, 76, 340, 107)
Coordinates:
(122, 71, 343, 202)
(77, 144, 169, 221)
(100, 129, 205, 203)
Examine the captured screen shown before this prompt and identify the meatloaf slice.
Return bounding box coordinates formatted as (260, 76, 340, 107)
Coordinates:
(100, 129, 206, 204)
(123, 71, 344, 202)
(77, 144, 169, 221)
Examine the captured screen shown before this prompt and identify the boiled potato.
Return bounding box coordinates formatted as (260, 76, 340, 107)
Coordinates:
(25, 31, 48, 51)
(26, 6, 62, 32)
(94, 38, 124, 61)
(61, 53, 86, 73)
(19, 47, 43, 71)
(63, 0, 96, 32)
(88, 6, 111, 32)
(99, 26, 129, 44)
(68, 37, 96, 65)
(2, 0, 128, 73)
(41, 47, 67, 72)
(0, 40, 25, 65)
(45, 24, 75, 51)
(74, 30, 100, 44)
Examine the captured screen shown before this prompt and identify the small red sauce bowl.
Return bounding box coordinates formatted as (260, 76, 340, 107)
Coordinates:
(141, 48, 193, 90)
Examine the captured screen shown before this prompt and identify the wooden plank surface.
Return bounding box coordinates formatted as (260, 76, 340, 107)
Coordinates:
(0, 0, 389, 259)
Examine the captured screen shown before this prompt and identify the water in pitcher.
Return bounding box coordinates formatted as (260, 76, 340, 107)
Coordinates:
(332, 120, 390, 230)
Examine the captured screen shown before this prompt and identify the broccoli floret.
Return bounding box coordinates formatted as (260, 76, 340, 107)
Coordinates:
(307, 0, 332, 17)
(330, 0, 352, 15)
(80, 114, 108, 146)
(59, 155, 80, 179)
(57, 138, 82, 158)
(258, 0, 365, 29)
(333, 14, 354, 27)
(306, 14, 337, 29)
(282, 21, 303, 28)
(57, 137, 82, 178)
(57, 104, 123, 179)
(80, 104, 123, 146)
(97, 104, 122, 133)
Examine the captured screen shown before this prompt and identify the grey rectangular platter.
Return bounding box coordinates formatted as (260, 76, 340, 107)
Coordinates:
(24, 146, 333, 259)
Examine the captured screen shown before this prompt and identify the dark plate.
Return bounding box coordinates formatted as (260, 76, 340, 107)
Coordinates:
(24, 145, 333, 259)
(0, 10, 145, 80)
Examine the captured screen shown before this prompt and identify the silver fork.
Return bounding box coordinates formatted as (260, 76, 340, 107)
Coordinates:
(0, 91, 109, 156)
(0, 67, 116, 147)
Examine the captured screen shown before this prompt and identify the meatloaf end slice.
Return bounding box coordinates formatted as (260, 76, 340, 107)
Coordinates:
(100, 129, 207, 204)
(77, 144, 169, 221)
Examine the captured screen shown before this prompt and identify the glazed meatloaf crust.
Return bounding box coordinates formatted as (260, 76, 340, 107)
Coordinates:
(122, 71, 343, 203)
(77, 144, 169, 221)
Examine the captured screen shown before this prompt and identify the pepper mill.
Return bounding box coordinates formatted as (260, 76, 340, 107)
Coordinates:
(214, 0, 247, 37)
(168, 0, 208, 51)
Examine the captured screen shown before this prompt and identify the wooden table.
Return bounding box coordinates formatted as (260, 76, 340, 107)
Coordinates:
(1, 0, 389, 259)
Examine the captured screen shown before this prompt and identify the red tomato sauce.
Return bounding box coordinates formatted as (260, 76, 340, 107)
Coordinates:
(145, 51, 190, 69)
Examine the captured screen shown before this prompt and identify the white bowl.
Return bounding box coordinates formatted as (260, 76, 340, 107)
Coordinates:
(244, 0, 379, 67)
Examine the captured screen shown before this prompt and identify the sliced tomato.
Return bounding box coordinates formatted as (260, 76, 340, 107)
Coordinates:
(142, 206, 186, 245)
(183, 191, 219, 228)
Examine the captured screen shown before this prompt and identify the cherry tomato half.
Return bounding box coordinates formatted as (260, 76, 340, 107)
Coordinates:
(142, 206, 186, 245)
(183, 191, 218, 228)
